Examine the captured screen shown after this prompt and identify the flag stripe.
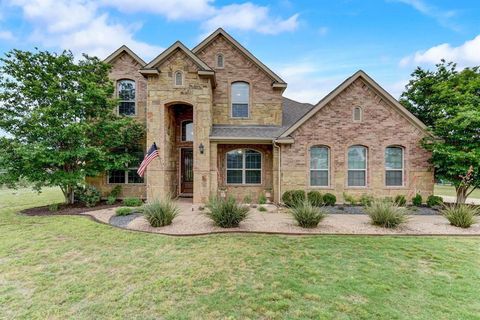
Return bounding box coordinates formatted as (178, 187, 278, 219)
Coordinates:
(137, 143, 159, 177)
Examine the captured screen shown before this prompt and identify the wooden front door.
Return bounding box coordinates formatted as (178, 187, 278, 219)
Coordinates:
(180, 148, 193, 195)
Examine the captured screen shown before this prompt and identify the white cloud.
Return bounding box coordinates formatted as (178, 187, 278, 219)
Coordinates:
(400, 34, 480, 68)
(389, 0, 458, 30)
(0, 30, 14, 40)
(318, 27, 328, 36)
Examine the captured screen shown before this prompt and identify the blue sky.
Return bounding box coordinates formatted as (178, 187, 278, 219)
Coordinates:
(0, 0, 479, 105)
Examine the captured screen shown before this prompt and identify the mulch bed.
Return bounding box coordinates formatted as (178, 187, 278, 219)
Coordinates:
(21, 201, 121, 216)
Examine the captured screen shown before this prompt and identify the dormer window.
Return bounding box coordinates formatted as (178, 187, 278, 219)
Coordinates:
(231, 82, 249, 118)
(353, 107, 362, 122)
(174, 70, 183, 86)
(216, 53, 224, 68)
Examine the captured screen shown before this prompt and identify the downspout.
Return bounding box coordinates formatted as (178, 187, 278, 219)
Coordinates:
(273, 140, 281, 205)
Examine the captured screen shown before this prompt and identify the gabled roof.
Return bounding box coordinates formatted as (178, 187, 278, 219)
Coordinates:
(192, 28, 287, 86)
(280, 70, 430, 138)
(143, 41, 213, 71)
(104, 45, 146, 67)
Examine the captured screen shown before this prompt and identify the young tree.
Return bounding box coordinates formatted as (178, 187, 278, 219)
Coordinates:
(0, 49, 145, 204)
(400, 61, 480, 203)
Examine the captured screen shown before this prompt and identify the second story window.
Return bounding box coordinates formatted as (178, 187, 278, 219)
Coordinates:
(231, 82, 249, 118)
(118, 79, 135, 116)
(216, 53, 224, 68)
(182, 121, 193, 142)
(174, 70, 183, 86)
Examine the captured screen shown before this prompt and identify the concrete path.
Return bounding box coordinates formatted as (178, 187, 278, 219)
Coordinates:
(440, 196, 480, 205)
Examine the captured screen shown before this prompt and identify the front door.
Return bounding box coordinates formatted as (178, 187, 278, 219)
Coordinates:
(180, 148, 193, 195)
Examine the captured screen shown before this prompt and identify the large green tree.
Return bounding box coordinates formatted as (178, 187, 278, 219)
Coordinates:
(400, 61, 480, 203)
(0, 49, 144, 203)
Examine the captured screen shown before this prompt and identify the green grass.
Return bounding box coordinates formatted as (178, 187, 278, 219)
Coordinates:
(435, 184, 480, 199)
(1, 188, 480, 319)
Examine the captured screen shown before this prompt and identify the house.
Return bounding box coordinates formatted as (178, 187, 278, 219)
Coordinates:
(87, 28, 434, 204)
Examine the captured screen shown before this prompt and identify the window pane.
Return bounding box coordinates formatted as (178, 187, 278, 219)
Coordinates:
(311, 170, 328, 186)
(386, 171, 403, 186)
(348, 146, 366, 169)
(348, 170, 366, 186)
(175, 72, 182, 85)
(385, 147, 403, 169)
(227, 150, 243, 169)
(245, 150, 261, 169)
(118, 80, 135, 100)
(217, 54, 224, 67)
(310, 147, 328, 170)
(119, 102, 135, 116)
(128, 170, 144, 184)
(354, 107, 362, 121)
(232, 103, 248, 117)
(227, 170, 242, 184)
(108, 170, 126, 184)
(232, 82, 249, 103)
(182, 121, 193, 141)
(245, 170, 261, 184)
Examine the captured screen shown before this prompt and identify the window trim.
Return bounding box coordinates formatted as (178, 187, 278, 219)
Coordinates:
(174, 70, 184, 87)
(385, 146, 405, 187)
(117, 79, 137, 116)
(309, 145, 330, 188)
(353, 106, 362, 122)
(181, 120, 194, 142)
(230, 81, 250, 119)
(347, 145, 368, 188)
(225, 148, 262, 185)
(216, 53, 225, 69)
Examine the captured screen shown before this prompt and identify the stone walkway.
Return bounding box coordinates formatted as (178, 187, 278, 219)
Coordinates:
(81, 199, 480, 236)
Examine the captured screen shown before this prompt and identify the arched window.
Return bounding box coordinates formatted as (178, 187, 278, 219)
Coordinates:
(182, 121, 193, 142)
(226, 149, 261, 184)
(231, 82, 249, 118)
(348, 145, 367, 187)
(216, 53, 224, 68)
(353, 107, 362, 122)
(174, 70, 183, 86)
(310, 146, 330, 186)
(117, 79, 135, 116)
(385, 146, 404, 186)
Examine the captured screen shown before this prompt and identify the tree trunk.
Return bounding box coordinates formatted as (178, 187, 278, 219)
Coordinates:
(455, 185, 468, 204)
(61, 185, 75, 204)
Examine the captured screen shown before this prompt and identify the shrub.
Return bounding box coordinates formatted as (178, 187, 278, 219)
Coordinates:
(394, 195, 407, 207)
(258, 193, 267, 205)
(116, 207, 133, 216)
(307, 191, 323, 207)
(143, 198, 179, 227)
(365, 200, 408, 228)
(323, 193, 336, 206)
(106, 196, 116, 205)
(77, 185, 101, 207)
(427, 195, 443, 207)
(243, 194, 252, 204)
(205, 196, 249, 228)
(290, 201, 327, 228)
(258, 206, 267, 212)
(282, 190, 305, 207)
(343, 192, 357, 205)
(123, 197, 143, 207)
(412, 193, 423, 206)
(359, 194, 374, 206)
(48, 203, 59, 212)
(442, 205, 479, 228)
(109, 185, 122, 199)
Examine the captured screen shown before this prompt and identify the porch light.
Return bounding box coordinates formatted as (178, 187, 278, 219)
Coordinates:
(199, 143, 205, 154)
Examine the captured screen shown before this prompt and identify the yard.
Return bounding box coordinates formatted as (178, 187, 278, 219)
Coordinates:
(1, 188, 480, 319)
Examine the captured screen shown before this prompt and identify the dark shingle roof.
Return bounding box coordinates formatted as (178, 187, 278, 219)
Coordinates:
(210, 97, 314, 140)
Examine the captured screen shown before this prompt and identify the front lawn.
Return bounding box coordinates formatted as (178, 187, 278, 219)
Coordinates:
(435, 184, 480, 199)
(1, 188, 480, 319)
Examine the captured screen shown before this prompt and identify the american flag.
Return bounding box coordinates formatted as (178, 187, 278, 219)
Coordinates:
(137, 142, 159, 177)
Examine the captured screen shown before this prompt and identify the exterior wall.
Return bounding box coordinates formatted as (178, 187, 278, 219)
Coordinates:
(216, 144, 274, 202)
(146, 48, 213, 204)
(280, 78, 434, 203)
(86, 174, 147, 199)
(195, 35, 283, 126)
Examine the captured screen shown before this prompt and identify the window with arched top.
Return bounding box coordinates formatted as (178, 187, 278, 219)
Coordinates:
(385, 146, 404, 186)
(117, 79, 136, 116)
(231, 82, 249, 118)
(182, 121, 193, 142)
(353, 107, 362, 122)
(216, 53, 224, 68)
(310, 146, 330, 187)
(174, 70, 183, 86)
(226, 149, 261, 184)
(348, 145, 367, 187)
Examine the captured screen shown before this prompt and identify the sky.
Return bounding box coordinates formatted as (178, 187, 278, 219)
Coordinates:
(0, 0, 479, 109)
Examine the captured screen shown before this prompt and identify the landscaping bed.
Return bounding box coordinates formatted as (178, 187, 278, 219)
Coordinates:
(325, 205, 440, 215)
(20, 201, 121, 216)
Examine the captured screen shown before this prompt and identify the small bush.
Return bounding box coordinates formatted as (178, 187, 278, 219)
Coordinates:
(143, 198, 179, 227)
(365, 200, 408, 228)
(243, 194, 252, 204)
(290, 201, 327, 228)
(307, 191, 323, 207)
(427, 195, 443, 207)
(359, 194, 374, 206)
(258, 194, 267, 205)
(323, 193, 336, 206)
(394, 195, 407, 207)
(205, 196, 249, 228)
(258, 206, 267, 212)
(116, 207, 133, 216)
(343, 192, 357, 205)
(106, 196, 116, 205)
(48, 203, 59, 212)
(123, 197, 143, 207)
(109, 185, 122, 199)
(78, 185, 101, 207)
(442, 205, 479, 228)
(282, 190, 305, 207)
(412, 193, 423, 206)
